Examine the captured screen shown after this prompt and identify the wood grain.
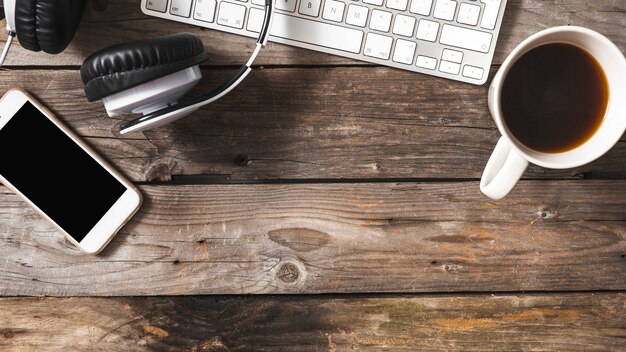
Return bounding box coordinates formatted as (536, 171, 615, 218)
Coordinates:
(0, 181, 624, 296)
(1, 293, 624, 351)
(0, 1, 622, 347)
(1, 69, 625, 182)
(0, 0, 624, 67)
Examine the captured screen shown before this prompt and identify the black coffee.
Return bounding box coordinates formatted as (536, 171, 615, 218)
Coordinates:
(501, 43, 609, 153)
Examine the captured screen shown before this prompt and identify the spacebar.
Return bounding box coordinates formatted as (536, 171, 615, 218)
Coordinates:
(270, 14, 364, 54)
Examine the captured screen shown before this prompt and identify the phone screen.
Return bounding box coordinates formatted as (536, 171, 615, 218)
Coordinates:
(0, 101, 127, 241)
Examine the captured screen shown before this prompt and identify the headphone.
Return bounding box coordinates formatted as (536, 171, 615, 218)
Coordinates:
(0, 0, 274, 134)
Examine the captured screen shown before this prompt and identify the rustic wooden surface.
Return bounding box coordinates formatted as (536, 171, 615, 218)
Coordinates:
(1, 294, 624, 351)
(1, 0, 625, 350)
(2, 69, 626, 182)
(1, 181, 625, 296)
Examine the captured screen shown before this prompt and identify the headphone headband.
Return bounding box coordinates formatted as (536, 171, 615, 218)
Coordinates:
(119, 0, 275, 134)
(3, 0, 16, 32)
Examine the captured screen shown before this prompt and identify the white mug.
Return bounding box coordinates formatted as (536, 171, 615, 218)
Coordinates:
(480, 26, 626, 200)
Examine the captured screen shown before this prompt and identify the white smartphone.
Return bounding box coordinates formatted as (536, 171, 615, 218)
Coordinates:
(0, 89, 142, 254)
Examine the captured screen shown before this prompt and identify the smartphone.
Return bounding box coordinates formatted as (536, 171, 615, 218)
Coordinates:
(0, 89, 142, 254)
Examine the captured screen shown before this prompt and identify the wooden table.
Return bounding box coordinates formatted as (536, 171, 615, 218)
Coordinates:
(1, 1, 625, 350)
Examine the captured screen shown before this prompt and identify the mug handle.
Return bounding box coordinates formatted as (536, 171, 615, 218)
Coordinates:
(480, 137, 529, 200)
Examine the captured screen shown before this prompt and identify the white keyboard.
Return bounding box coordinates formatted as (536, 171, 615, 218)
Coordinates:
(142, 0, 507, 85)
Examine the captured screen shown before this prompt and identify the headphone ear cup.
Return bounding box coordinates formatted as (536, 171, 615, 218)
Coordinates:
(80, 33, 209, 116)
(15, 0, 87, 54)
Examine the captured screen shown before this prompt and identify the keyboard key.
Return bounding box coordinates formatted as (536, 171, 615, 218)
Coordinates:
(416, 55, 437, 70)
(462, 65, 484, 80)
(363, 0, 384, 6)
(440, 24, 492, 53)
(251, 0, 264, 4)
(364, 33, 393, 60)
(267, 13, 364, 53)
(409, 0, 432, 15)
(386, 0, 408, 11)
(299, 0, 322, 17)
(194, 0, 216, 22)
(480, 0, 502, 30)
(217, 1, 246, 28)
(442, 48, 463, 63)
(392, 39, 416, 64)
(322, 0, 345, 22)
(416, 19, 439, 42)
(276, 0, 297, 12)
(369, 9, 392, 32)
(392, 14, 416, 37)
(439, 60, 460, 74)
(457, 3, 480, 26)
(170, 0, 193, 17)
(433, 0, 456, 21)
(247, 7, 264, 32)
(146, 0, 167, 12)
(346, 4, 368, 27)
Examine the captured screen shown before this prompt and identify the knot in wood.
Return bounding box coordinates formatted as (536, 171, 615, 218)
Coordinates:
(277, 262, 300, 283)
(145, 162, 172, 182)
(235, 154, 251, 166)
(537, 208, 558, 220)
(3, 331, 14, 338)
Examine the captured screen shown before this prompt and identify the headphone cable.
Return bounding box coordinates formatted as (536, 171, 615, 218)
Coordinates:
(0, 30, 16, 67)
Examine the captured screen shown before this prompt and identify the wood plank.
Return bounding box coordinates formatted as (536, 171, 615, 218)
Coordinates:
(1, 293, 624, 351)
(0, 0, 624, 66)
(1, 181, 624, 296)
(2, 69, 625, 182)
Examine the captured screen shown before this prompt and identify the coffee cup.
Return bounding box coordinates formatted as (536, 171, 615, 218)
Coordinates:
(480, 26, 626, 200)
